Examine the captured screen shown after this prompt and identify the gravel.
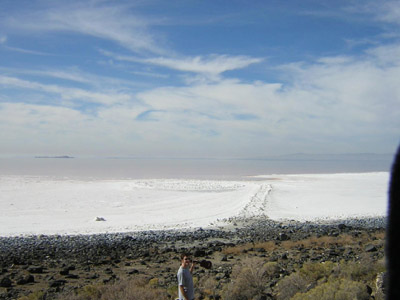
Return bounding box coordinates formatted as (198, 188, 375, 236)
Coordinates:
(0, 216, 386, 268)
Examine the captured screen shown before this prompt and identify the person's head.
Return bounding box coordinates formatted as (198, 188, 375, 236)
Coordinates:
(180, 252, 192, 268)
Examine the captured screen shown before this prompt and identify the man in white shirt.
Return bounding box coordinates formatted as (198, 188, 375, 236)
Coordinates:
(177, 253, 196, 300)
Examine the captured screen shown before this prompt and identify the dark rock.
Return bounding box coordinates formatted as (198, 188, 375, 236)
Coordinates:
(194, 249, 206, 257)
(221, 255, 228, 262)
(122, 236, 135, 242)
(0, 277, 12, 288)
(343, 248, 354, 256)
(278, 233, 289, 241)
(28, 266, 44, 274)
(365, 244, 378, 252)
(87, 273, 99, 279)
(366, 284, 373, 295)
(311, 255, 323, 261)
(67, 265, 76, 271)
(60, 268, 70, 276)
(103, 275, 116, 284)
(328, 249, 339, 257)
(49, 280, 66, 288)
(16, 274, 34, 285)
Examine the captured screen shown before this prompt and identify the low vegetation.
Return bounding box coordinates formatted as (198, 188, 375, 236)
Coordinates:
(276, 256, 385, 300)
(53, 278, 169, 300)
(8, 229, 385, 300)
(222, 231, 384, 255)
(48, 256, 384, 300)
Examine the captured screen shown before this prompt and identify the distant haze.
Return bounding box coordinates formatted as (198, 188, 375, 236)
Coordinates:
(0, 153, 394, 180)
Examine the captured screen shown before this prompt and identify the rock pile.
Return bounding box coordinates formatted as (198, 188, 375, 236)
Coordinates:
(0, 216, 386, 299)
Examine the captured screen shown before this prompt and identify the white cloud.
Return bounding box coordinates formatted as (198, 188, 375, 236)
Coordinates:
(2, 2, 166, 55)
(0, 102, 88, 154)
(1, 0, 399, 157)
(2, 42, 399, 157)
(375, 1, 400, 24)
(0, 75, 132, 105)
(101, 51, 263, 80)
(0, 66, 149, 90)
(365, 43, 400, 66)
(0, 102, 147, 156)
(0, 102, 84, 126)
(132, 44, 400, 155)
(4, 46, 53, 56)
(144, 55, 263, 75)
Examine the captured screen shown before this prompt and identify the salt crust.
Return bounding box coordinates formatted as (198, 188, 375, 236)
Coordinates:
(0, 172, 389, 236)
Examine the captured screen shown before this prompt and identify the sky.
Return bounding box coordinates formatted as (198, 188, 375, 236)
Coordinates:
(0, 0, 399, 159)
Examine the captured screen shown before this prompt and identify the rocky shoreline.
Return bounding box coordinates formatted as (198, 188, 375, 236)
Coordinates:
(0, 216, 387, 299)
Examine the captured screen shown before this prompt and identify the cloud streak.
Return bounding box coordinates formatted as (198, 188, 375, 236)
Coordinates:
(101, 50, 263, 79)
(2, 2, 166, 55)
(144, 55, 264, 75)
(0, 75, 132, 106)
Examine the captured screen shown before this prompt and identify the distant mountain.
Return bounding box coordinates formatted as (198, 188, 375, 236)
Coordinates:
(35, 156, 74, 159)
(246, 153, 394, 161)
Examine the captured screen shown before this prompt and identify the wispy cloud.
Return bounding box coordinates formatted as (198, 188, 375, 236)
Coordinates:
(2, 2, 166, 55)
(144, 55, 263, 74)
(344, 38, 379, 50)
(102, 50, 263, 79)
(343, 0, 400, 26)
(0, 66, 150, 90)
(0, 75, 131, 106)
(372, 0, 400, 24)
(0, 33, 54, 55)
(3, 45, 54, 56)
(1, 40, 399, 156)
(133, 43, 400, 154)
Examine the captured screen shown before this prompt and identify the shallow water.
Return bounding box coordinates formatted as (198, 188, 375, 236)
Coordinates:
(0, 155, 393, 180)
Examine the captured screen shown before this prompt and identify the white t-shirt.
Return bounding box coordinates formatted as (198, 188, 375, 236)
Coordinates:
(177, 266, 194, 300)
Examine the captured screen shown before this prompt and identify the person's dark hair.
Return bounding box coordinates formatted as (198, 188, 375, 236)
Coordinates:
(181, 252, 191, 260)
(387, 144, 400, 299)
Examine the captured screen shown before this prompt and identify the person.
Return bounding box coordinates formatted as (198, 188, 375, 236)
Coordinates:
(177, 252, 195, 300)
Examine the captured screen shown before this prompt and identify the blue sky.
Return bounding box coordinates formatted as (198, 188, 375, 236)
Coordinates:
(0, 0, 399, 158)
